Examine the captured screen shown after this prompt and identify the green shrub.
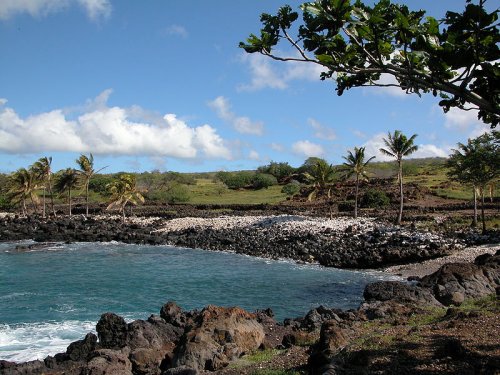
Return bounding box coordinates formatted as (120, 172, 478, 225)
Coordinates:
(281, 181, 301, 196)
(147, 182, 191, 204)
(361, 189, 390, 208)
(216, 171, 255, 189)
(257, 161, 296, 183)
(253, 174, 278, 190)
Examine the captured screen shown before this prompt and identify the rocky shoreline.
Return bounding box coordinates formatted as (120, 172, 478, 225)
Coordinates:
(1, 250, 498, 374)
(0, 213, 473, 269)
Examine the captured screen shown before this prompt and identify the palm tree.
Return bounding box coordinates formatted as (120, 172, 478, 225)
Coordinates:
(54, 168, 79, 217)
(379, 130, 418, 225)
(106, 174, 145, 222)
(303, 159, 337, 218)
(7, 168, 39, 215)
(31, 156, 56, 218)
(341, 147, 375, 218)
(76, 153, 106, 216)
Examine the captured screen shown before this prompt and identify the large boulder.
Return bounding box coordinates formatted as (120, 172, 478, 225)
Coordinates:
(418, 256, 500, 306)
(96, 312, 128, 349)
(85, 348, 133, 375)
(308, 320, 348, 375)
(172, 305, 265, 371)
(363, 281, 441, 306)
(127, 317, 182, 375)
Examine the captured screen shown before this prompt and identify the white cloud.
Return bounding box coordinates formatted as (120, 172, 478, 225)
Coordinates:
(249, 150, 260, 160)
(292, 140, 324, 158)
(352, 129, 367, 139)
(308, 118, 336, 140)
(208, 96, 264, 136)
(363, 73, 408, 98)
(270, 142, 284, 152)
(442, 106, 490, 140)
(77, 0, 110, 20)
(0, 91, 231, 160)
(238, 52, 325, 91)
(362, 133, 449, 161)
(162, 24, 188, 39)
(0, 0, 110, 20)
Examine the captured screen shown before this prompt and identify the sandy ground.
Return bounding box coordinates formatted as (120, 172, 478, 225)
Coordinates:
(384, 243, 500, 278)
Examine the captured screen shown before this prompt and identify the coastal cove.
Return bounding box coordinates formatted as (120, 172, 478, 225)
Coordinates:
(0, 241, 396, 362)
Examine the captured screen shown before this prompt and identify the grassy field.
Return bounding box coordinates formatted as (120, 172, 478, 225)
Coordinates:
(187, 178, 288, 205)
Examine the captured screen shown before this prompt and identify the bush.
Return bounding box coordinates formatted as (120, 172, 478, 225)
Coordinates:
(257, 161, 296, 182)
(216, 171, 255, 189)
(281, 181, 301, 196)
(147, 182, 191, 204)
(361, 189, 390, 208)
(252, 174, 278, 189)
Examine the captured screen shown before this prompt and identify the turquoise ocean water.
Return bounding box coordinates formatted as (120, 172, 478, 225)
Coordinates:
(0, 241, 395, 362)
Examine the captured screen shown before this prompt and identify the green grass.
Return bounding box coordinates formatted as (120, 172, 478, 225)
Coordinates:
(187, 179, 288, 205)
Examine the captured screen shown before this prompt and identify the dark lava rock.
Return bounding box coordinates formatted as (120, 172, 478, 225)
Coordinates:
(96, 312, 128, 349)
(364, 281, 441, 306)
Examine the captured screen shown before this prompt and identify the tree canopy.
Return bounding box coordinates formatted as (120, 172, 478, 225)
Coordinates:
(240, 0, 499, 127)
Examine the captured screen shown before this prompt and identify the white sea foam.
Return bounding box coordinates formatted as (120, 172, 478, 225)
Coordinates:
(0, 321, 96, 362)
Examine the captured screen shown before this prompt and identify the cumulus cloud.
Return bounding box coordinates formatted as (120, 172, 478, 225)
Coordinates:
(362, 133, 449, 161)
(238, 52, 325, 91)
(162, 24, 189, 38)
(208, 96, 264, 136)
(249, 150, 260, 161)
(308, 118, 336, 140)
(363, 73, 408, 98)
(0, 91, 231, 160)
(292, 140, 324, 158)
(442, 106, 490, 140)
(270, 142, 284, 152)
(77, 0, 111, 20)
(0, 0, 111, 20)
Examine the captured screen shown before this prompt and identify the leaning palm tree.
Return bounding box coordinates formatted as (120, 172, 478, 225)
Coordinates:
(379, 130, 418, 225)
(7, 168, 39, 215)
(31, 156, 57, 218)
(54, 168, 79, 217)
(341, 147, 375, 218)
(106, 174, 145, 222)
(76, 153, 106, 216)
(303, 159, 337, 218)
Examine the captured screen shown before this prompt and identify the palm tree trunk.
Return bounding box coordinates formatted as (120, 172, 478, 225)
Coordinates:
(121, 203, 126, 223)
(85, 181, 89, 217)
(398, 160, 403, 225)
(22, 197, 27, 216)
(42, 188, 46, 218)
(30, 194, 38, 214)
(481, 187, 486, 234)
(354, 174, 359, 219)
(68, 188, 72, 217)
(47, 179, 57, 217)
(472, 186, 478, 228)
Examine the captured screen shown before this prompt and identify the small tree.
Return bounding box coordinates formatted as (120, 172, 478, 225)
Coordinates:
(106, 174, 145, 222)
(76, 153, 107, 216)
(7, 168, 39, 215)
(379, 130, 418, 224)
(341, 146, 375, 218)
(31, 156, 57, 218)
(54, 168, 79, 217)
(447, 131, 499, 232)
(303, 159, 337, 218)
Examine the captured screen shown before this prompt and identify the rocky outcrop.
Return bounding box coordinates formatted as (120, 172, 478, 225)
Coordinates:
(418, 252, 500, 306)
(172, 305, 265, 371)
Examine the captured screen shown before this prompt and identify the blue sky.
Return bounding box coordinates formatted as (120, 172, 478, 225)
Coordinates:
(0, 0, 492, 173)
